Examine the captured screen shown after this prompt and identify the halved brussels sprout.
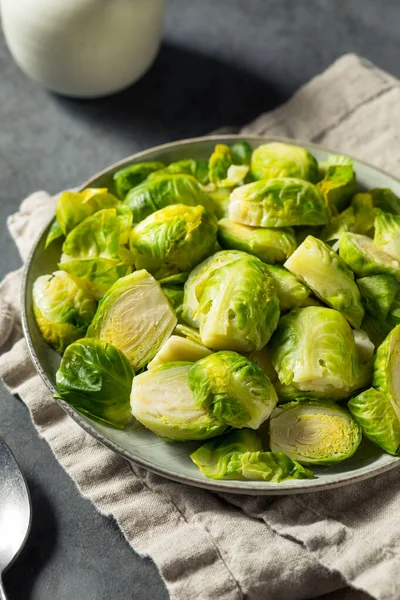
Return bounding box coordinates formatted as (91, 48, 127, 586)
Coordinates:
(263, 265, 310, 311)
(318, 153, 353, 176)
(147, 335, 212, 369)
(33, 271, 97, 354)
(206, 187, 231, 219)
(373, 210, 400, 261)
(317, 165, 356, 213)
(339, 232, 400, 280)
(229, 178, 330, 228)
(357, 275, 398, 320)
(209, 144, 249, 187)
(147, 160, 209, 185)
(270, 307, 361, 397)
(188, 351, 278, 429)
(269, 400, 362, 465)
(61, 209, 121, 263)
(113, 162, 165, 198)
(217, 219, 297, 264)
(370, 188, 400, 215)
(348, 388, 400, 455)
(350, 193, 375, 235)
(87, 270, 177, 369)
(250, 142, 318, 182)
(197, 256, 280, 352)
(230, 140, 252, 166)
(284, 235, 365, 328)
(55, 338, 134, 429)
(190, 429, 313, 481)
(130, 362, 226, 441)
(129, 204, 218, 278)
(59, 259, 131, 301)
(174, 323, 204, 345)
(124, 174, 215, 222)
(182, 250, 247, 328)
(373, 325, 400, 397)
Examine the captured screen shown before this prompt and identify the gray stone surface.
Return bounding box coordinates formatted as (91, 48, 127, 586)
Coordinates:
(0, 1, 399, 598)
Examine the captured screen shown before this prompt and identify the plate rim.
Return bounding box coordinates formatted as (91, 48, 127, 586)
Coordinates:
(21, 133, 400, 495)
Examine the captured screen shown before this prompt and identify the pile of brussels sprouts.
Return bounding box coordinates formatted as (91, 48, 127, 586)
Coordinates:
(33, 140, 400, 483)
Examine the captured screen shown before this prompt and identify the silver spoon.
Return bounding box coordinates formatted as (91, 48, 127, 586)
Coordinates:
(0, 439, 31, 600)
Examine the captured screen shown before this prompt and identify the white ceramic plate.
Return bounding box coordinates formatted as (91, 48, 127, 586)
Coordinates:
(21, 135, 400, 495)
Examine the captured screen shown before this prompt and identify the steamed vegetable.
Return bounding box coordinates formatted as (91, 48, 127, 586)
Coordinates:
(270, 307, 361, 398)
(218, 219, 297, 264)
(130, 362, 226, 441)
(196, 255, 280, 352)
(33, 271, 97, 354)
(339, 232, 400, 280)
(250, 142, 318, 182)
(87, 270, 177, 369)
(269, 400, 362, 465)
(209, 144, 249, 187)
(129, 204, 218, 278)
(147, 335, 211, 369)
(370, 188, 400, 215)
(284, 235, 365, 328)
(229, 178, 330, 228)
(55, 338, 134, 429)
(188, 351, 278, 429)
(373, 210, 400, 261)
(113, 162, 165, 198)
(148, 159, 209, 185)
(317, 165, 356, 213)
(264, 265, 311, 311)
(357, 275, 398, 320)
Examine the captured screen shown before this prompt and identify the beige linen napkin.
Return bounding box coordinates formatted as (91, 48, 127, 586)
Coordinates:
(1, 54, 399, 600)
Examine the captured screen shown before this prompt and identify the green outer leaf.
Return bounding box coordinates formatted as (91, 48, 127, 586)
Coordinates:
(370, 188, 400, 215)
(320, 207, 355, 243)
(350, 193, 375, 235)
(197, 255, 280, 353)
(61, 209, 121, 262)
(250, 142, 319, 182)
(284, 235, 365, 328)
(124, 174, 215, 222)
(130, 362, 226, 442)
(372, 325, 400, 396)
(113, 162, 165, 198)
(208, 144, 233, 186)
(361, 314, 392, 348)
(317, 165, 357, 213)
(230, 141, 252, 165)
(339, 232, 400, 281)
(263, 265, 311, 311)
(148, 160, 209, 185)
(318, 153, 353, 176)
(45, 220, 64, 248)
(188, 351, 277, 429)
(218, 218, 297, 264)
(269, 399, 362, 465)
(229, 178, 330, 228)
(357, 275, 398, 320)
(56, 188, 122, 236)
(374, 210, 400, 261)
(59, 259, 131, 300)
(348, 388, 400, 455)
(55, 338, 134, 429)
(240, 452, 314, 481)
(190, 430, 262, 480)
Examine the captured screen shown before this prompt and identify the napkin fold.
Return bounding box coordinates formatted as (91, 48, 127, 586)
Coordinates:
(1, 54, 399, 600)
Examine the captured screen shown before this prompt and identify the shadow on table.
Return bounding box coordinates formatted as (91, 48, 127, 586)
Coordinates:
(54, 41, 285, 144)
(3, 477, 57, 600)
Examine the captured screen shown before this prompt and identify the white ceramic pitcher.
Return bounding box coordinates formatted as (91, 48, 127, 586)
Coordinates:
(1, 0, 164, 98)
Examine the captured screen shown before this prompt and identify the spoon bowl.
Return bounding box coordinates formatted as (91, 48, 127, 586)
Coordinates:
(0, 439, 31, 599)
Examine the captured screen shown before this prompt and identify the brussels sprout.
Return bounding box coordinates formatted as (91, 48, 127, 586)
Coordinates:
(284, 236, 365, 328)
(348, 388, 400, 455)
(87, 270, 177, 369)
(352, 329, 375, 364)
(206, 187, 231, 219)
(160, 287, 184, 318)
(182, 250, 247, 328)
(250, 142, 318, 182)
(61, 209, 121, 263)
(147, 335, 212, 369)
(45, 220, 64, 249)
(263, 265, 310, 311)
(130, 362, 226, 441)
(33, 271, 97, 355)
(361, 314, 392, 348)
(129, 204, 218, 278)
(230, 140, 252, 166)
(339, 232, 400, 280)
(59, 258, 131, 300)
(248, 346, 278, 381)
(317, 165, 357, 214)
(148, 160, 209, 185)
(320, 207, 355, 244)
(387, 299, 400, 329)
(197, 256, 280, 352)
(113, 162, 165, 198)
(159, 272, 189, 286)
(269, 400, 362, 465)
(229, 178, 330, 228)
(55, 339, 134, 429)
(217, 219, 297, 264)
(370, 188, 400, 215)
(209, 144, 250, 188)
(124, 174, 215, 222)
(174, 323, 204, 345)
(190, 430, 313, 481)
(373, 210, 400, 261)
(350, 193, 375, 235)
(357, 275, 398, 320)
(188, 351, 277, 429)
(270, 307, 361, 396)
(318, 153, 353, 176)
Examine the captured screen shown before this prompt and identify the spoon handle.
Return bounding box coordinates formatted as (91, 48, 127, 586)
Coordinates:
(0, 580, 8, 600)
